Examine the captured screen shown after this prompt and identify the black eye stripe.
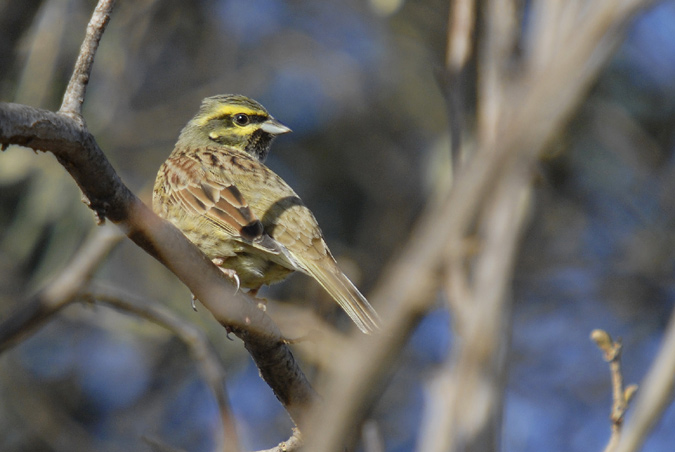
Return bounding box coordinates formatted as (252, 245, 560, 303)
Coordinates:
(247, 114, 267, 124)
(210, 113, 268, 124)
(208, 113, 268, 125)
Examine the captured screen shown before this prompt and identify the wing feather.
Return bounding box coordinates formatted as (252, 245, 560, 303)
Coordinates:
(162, 151, 277, 250)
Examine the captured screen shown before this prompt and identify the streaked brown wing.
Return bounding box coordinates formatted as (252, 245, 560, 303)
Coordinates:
(165, 152, 265, 242)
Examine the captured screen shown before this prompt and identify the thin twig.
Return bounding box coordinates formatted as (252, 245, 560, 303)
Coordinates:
(591, 330, 638, 452)
(613, 309, 675, 452)
(59, 0, 116, 118)
(0, 224, 123, 352)
(84, 285, 241, 452)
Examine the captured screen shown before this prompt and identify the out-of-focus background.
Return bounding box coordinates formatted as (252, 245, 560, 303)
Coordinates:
(1, 0, 675, 451)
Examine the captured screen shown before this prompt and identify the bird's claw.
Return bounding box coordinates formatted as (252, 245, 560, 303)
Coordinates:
(212, 259, 240, 294)
(191, 264, 241, 312)
(232, 272, 241, 294)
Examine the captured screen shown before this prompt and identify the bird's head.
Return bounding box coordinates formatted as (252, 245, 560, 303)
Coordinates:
(179, 94, 291, 161)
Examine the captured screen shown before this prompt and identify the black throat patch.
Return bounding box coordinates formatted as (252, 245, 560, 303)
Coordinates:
(246, 129, 274, 162)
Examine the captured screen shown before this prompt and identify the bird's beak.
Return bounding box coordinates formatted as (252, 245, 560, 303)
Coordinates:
(261, 117, 292, 135)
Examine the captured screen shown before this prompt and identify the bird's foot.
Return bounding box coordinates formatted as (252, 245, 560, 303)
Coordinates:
(212, 259, 240, 294)
(191, 293, 198, 312)
(191, 262, 240, 311)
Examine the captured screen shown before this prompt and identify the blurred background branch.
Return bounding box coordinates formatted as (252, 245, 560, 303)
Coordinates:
(614, 311, 675, 452)
(0, 224, 123, 352)
(83, 284, 241, 452)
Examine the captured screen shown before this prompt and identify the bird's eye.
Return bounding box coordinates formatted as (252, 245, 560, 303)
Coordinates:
(234, 113, 250, 126)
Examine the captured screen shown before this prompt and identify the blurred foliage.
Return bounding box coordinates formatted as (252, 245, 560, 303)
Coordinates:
(1, 0, 675, 451)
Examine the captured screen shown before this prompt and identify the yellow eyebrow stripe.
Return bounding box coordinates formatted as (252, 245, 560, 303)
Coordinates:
(197, 105, 262, 125)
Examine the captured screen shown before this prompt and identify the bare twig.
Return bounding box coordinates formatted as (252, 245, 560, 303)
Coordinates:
(59, 0, 116, 118)
(613, 309, 675, 452)
(591, 330, 638, 452)
(84, 285, 241, 452)
(0, 224, 123, 351)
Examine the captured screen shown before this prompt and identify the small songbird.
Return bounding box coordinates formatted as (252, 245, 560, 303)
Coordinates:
(153, 94, 380, 333)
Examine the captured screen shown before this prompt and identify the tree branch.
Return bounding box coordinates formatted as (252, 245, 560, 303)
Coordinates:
(59, 0, 116, 118)
(84, 285, 242, 452)
(613, 308, 675, 452)
(0, 224, 123, 351)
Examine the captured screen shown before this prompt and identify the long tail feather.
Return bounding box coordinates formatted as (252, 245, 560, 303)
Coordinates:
(303, 260, 380, 334)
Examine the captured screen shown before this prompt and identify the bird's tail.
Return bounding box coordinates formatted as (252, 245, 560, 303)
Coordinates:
(304, 257, 380, 334)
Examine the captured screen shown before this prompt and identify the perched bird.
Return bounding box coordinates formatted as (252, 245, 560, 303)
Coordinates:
(153, 94, 380, 333)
